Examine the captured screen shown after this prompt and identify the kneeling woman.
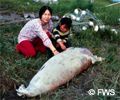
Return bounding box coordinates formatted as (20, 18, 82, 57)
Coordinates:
(16, 6, 59, 58)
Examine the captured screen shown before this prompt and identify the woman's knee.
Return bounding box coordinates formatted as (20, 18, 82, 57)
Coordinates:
(26, 51, 36, 58)
(16, 40, 36, 58)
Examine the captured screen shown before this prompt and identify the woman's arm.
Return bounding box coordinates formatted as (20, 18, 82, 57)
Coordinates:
(40, 32, 59, 55)
(40, 33, 59, 55)
(36, 21, 59, 55)
(48, 43, 59, 55)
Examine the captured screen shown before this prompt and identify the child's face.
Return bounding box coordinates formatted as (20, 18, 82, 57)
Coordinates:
(60, 24, 69, 32)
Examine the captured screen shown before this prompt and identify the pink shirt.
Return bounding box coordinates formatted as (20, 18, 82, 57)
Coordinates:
(18, 18, 53, 47)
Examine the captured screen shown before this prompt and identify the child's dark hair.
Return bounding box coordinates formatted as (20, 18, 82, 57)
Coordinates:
(59, 17, 72, 29)
(39, 6, 52, 19)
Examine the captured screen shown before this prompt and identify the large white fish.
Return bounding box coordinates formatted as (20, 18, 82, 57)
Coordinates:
(16, 47, 104, 97)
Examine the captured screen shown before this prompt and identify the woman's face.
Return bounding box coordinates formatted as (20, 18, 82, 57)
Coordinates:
(41, 10, 52, 24)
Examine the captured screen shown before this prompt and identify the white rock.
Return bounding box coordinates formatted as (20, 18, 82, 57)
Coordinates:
(89, 21, 94, 26)
(94, 25, 99, 32)
(70, 14, 76, 20)
(74, 9, 79, 15)
(111, 28, 118, 34)
(118, 18, 120, 22)
(33, 0, 58, 4)
(99, 25, 105, 29)
(81, 10, 86, 15)
(76, 17, 80, 21)
(33, 0, 39, 2)
(82, 26, 87, 30)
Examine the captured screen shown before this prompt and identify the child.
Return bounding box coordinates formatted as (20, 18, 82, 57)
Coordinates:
(16, 6, 59, 58)
(47, 17, 72, 57)
(52, 17, 72, 52)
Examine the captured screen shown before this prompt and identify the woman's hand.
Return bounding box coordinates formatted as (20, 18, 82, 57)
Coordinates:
(48, 44, 59, 55)
(52, 49, 59, 55)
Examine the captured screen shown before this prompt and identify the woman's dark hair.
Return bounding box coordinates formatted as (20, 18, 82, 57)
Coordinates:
(39, 6, 52, 19)
(59, 17, 72, 29)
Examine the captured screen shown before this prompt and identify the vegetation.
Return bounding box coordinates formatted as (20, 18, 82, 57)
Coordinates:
(0, 0, 120, 100)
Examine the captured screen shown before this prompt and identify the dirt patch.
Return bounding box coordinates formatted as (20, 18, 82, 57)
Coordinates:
(0, 10, 25, 25)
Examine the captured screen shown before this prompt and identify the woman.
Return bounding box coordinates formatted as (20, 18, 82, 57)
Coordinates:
(16, 6, 59, 58)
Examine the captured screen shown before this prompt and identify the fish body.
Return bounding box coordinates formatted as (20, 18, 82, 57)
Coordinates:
(16, 47, 103, 97)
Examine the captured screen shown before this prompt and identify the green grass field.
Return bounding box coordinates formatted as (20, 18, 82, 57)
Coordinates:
(0, 0, 120, 100)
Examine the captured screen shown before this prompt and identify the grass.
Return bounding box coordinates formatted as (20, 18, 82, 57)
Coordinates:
(0, 0, 120, 100)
